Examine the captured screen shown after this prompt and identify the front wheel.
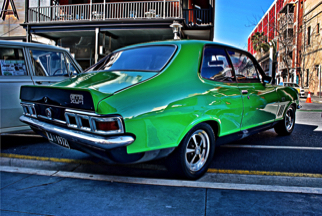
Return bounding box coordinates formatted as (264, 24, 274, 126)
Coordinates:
(166, 123, 216, 180)
(274, 105, 296, 136)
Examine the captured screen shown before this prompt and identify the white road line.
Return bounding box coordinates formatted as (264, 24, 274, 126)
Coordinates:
(221, 145, 322, 150)
(1, 166, 322, 195)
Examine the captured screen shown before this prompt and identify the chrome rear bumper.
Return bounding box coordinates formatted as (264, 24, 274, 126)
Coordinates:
(20, 115, 135, 150)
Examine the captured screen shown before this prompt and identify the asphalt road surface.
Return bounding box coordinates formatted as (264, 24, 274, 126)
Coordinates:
(1, 101, 322, 215)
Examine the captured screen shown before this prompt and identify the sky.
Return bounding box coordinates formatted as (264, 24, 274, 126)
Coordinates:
(214, 0, 274, 50)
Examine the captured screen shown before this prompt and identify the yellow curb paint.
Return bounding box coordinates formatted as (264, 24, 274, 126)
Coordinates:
(207, 168, 322, 178)
(2, 153, 322, 178)
(0, 153, 95, 165)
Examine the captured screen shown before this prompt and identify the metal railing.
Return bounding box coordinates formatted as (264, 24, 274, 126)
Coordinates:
(27, 1, 181, 23)
(279, 13, 294, 28)
(279, 60, 292, 70)
(182, 8, 212, 26)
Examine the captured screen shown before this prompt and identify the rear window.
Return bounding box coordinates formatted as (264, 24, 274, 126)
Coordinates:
(99, 45, 176, 72)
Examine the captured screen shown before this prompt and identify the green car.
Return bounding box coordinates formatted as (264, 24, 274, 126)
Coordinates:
(20, 40, 299, 179)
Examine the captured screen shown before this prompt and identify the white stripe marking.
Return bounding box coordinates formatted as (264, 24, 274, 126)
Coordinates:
(1, 166, 322, 195)
(221, 145, 322, 150)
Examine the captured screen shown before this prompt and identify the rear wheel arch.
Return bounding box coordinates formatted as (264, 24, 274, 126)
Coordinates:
(204, 120, 220, 138)
(177, 118, 220, 146)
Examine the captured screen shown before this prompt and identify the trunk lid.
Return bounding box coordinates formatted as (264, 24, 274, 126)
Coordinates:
(20, 71, 157, 111)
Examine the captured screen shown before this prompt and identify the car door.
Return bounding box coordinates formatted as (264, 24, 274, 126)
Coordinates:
(200, 46, 243, 136)
(227, 49, 279, 131)
(0, 45, 34, 133)
(27, 48, 79, 86)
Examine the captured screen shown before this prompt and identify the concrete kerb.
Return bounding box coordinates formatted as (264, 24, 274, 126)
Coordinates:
(1, 156, 322, 195)
(1, 165, 322, 195)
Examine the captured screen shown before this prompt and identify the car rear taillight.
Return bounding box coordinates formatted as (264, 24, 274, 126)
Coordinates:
(64, 109, 124, 135)
(95, 121, 119, 131)
(91, 117, 123, 134)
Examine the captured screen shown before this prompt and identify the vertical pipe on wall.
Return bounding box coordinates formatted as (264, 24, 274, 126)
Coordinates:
(95, 28, 99, 64)
(25, 0, 29, 23)
(38, 0, 40, 23)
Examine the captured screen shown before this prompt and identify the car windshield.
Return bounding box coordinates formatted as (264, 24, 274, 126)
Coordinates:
(100, 45, 176, 72)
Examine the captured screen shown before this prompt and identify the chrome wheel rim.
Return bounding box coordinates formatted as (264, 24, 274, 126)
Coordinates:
(285, 107, 294, 132)
(185, 129, 210, 172)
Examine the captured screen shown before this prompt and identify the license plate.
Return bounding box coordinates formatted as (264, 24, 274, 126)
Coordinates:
(46, 132, 70, 149)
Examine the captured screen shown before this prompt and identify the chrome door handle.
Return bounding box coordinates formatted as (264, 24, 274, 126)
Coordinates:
(242, 90, 248, 94)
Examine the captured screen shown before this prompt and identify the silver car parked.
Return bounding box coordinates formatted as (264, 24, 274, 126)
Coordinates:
(0, 40, 82, 134)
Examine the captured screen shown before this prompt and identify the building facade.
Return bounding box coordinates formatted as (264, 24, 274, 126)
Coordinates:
(247, 0, 305, 87)
(303, 0, 322, 96)
(0, 0, 215, 70)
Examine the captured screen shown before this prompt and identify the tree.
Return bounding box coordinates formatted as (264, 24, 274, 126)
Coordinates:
(251, 32, 270, 53)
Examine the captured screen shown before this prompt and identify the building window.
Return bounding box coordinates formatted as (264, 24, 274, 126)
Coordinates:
(308, 26, 311, 45)
(306, 69, 309, 87)
(317, 23, 320, 34)
(316, 65, 320, 77)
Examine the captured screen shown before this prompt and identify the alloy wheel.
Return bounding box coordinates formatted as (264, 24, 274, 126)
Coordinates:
(185, 129, 210, 172)
(285, 107, 294, 132)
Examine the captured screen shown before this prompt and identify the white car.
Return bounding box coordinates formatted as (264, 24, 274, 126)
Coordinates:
(0, 40, 83, 134)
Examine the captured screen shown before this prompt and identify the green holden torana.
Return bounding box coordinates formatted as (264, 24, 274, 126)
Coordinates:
(20, 40, 299, 179)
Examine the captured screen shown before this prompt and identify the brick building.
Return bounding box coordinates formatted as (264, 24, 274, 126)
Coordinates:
(247, 0, 305, 87)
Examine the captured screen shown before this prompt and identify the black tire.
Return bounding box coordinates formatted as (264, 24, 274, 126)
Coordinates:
(274, 105, 296, 136)
(166, 123, 216, 180)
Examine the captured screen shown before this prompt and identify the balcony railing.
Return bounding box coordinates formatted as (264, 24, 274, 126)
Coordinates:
(279, 13, 294, 28)
(182, 8, 212, 26)
(28, 1, 181, 23)
(279, 60, 292, 70)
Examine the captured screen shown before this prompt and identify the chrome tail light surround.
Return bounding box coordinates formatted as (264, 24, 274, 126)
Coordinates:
(91, 116, 124, 135)
(21, 102, 37, 118)
(64, 109, 124, 135)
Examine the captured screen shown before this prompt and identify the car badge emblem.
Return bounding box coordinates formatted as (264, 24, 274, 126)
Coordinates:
(45, 108, 52, 118)
(44, 97, 48, 103)
(70, 94, 84, 105)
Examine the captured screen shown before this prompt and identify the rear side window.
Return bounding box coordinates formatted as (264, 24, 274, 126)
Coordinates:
(201, 46, 235, 82)
(227, 50, 260, 83)
(101, 45, 176, 72)
(0, 47, 27, 76)
(29, 49, 69, 77)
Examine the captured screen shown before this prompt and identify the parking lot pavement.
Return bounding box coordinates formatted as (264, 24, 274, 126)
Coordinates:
(1, 170, 322, 216)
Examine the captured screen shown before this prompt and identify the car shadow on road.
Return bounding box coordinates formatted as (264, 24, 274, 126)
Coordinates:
(211, 124, 322, 174)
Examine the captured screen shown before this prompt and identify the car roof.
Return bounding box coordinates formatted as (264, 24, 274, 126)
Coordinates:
(0, 40, 68, 51)
(114, 40, 248, 54)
